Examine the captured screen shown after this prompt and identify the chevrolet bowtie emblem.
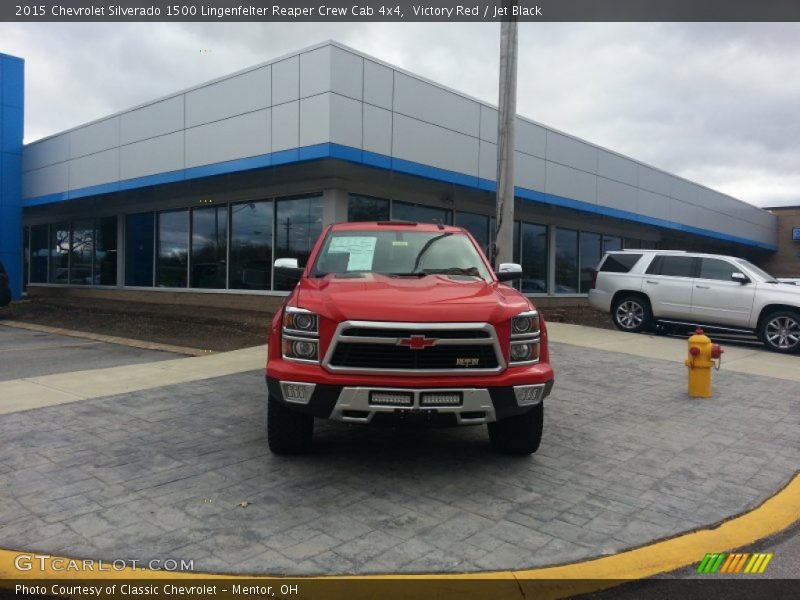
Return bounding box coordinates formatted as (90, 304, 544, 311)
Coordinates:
(398, 335, 438, 350)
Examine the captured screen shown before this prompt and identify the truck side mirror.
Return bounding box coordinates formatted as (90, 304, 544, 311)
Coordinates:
(731, 272, 750, 284)
(496, 263, 523, 282)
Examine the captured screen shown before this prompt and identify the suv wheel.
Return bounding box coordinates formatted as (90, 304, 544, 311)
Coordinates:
(612, 295, 652, 333)
(760, 311, 800, 354)
(488, 403, 543, 455)
(267, 395, 314, 454)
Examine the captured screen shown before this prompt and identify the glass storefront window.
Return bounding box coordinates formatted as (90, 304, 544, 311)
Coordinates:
(125, 213, 154, 287)
(49, 222, 70, 284)
(191, 206, 227, 289)
(392, 201, 452, 225)
(555, 228, 579, 293)
(603, 235, 623, 253)
(157, 210, 189, 288)
(230, 200, 273, 290)
(95, 216, 118, 286)
(520, 222, 548, 293)
(455, 212, 490, 256)
(348, 195, 390, 222)
(70, 219, 94, 285)
(275, 195, 323, 291)
(579, 231, 602, 293)
(30, 225, 48, 284)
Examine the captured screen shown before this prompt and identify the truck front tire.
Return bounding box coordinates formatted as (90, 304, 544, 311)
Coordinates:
(267, 395, 314, 454)
(488, 403, 543, 455)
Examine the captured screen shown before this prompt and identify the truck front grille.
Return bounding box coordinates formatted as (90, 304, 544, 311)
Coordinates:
(322, 321, 504, 375)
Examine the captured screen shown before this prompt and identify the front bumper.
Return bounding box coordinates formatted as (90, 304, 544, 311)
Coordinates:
(266, 376, 554, 426)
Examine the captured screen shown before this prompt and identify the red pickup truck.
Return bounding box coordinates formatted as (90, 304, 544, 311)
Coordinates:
(265, 221, 554, 455)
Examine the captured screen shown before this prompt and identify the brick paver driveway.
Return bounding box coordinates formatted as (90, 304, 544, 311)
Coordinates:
(1, 343, 798, 575)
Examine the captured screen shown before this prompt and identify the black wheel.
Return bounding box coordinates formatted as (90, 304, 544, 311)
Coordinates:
(759, 310, 800, 354)
(488, 403, 543, 455)
(267, 395, 314, 454)
(612, 295, 652, 333)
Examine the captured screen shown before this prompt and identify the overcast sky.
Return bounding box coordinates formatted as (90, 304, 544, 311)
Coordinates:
(1, 22, 798, 208)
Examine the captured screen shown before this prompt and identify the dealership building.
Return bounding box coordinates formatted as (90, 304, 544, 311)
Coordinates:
(0, 42, 785, 311)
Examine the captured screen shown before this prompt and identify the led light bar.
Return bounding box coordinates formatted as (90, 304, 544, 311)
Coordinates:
(369, 391, 413, 406)
(420, 392, 463, 406)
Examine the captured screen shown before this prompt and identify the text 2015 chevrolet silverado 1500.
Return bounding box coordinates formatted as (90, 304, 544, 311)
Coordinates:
(265, 221, 554, 455)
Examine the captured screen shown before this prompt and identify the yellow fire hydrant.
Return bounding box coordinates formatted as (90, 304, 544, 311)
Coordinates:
(685, 328, 724, 398)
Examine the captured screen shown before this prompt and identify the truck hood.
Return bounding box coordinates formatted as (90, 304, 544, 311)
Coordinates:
(295, 274, 531, 324)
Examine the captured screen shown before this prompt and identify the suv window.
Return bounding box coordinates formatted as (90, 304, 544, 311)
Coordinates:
(699, 258, 737, 281)
(600, 253, 642, 273)
(646, 255, 695, 277)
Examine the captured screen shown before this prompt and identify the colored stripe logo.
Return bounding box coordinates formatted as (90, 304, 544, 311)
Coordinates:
(697, 552, 773, 574)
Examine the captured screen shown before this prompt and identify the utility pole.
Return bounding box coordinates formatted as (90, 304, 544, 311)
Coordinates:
(493, 3, 518, 269)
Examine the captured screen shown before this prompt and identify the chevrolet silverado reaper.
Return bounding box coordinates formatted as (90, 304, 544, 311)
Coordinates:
(265, 221, 554, 455)
(589, 250, 800, 353)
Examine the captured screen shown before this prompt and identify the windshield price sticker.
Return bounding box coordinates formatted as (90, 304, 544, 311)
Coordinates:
(329, 236, 377, 270)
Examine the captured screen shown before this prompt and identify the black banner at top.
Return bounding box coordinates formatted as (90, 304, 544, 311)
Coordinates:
(4, 0, 800, 22)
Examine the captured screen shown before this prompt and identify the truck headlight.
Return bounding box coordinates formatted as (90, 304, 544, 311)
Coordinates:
(284, 308, 318, 334)
(509, 310, 540, 365)
(282, 307, 320, 363)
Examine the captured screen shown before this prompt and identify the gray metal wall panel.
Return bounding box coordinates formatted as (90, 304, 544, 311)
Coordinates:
(362, 104, 392, 156)
(393, 72, 479, 137)
(671, 178, 699, 205)
(119, 132, 184, 180)
(637, 189, 670, 221)
(69, 117, 119, 159)
(23, 134, 70, 171)
(299, 95, 330, 147)
(546, 131, 597, 173)
(480, 105, 497, 144)
(272, 101, 299, 152)
(638, 165, 672, 196)
(69, 148, 119, 189)
(185, 67, 270, 128)
(598, 150, 638, 186)
(597, 177, 638, 213)
(330, 47, 363, 100)
(479, 140, 496, 181)
(330, 93, 362, 148)
(120, 96, 184, 145)
(299, 46, 331, 98)
(185, 109, 270, 168)
(363, 60, 393, 110)
(392, 113, 478, 176)
(516, 119, 546, 158)
(22, 163, 69, 198)
(545, 162, 597, 205)
(514, 151, 545, 191)
(272, 56, 299, 106)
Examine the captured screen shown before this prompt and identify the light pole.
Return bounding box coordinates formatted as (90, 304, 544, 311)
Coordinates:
(493, 2, 518, 269)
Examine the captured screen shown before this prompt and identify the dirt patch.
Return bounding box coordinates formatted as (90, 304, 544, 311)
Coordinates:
(1, 297, 270, 352)
(1, 297, 614, 351)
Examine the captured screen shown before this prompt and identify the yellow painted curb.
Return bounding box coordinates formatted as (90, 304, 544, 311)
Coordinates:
(1, 473, 798, 599)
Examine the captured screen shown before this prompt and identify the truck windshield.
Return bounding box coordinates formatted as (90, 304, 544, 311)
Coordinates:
(311, 230, 493, 282)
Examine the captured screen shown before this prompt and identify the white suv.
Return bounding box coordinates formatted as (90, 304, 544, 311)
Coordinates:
(588, 250, 800, 354)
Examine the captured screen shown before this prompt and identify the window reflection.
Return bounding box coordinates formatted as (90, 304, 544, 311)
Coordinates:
(603, 235, 622, 253)
(70, 219, 94, 285)
(455, 212, 490, 256)
(555, 228, 579, 293)
(392, 201, 452, 225)
(191, 206, 227, 289)
(348, 195, 390, 222)
(157, 210, 189, 288)
(49, 222, 70, 284)
(579, 231, 602, 293)
(95, 217, 118, 286)
(275, 196, 323, 291)
(520, 222, 548, 293)
(30, 225, 49, 284)
(126, 213, 154, 287)
(230, 200, 273, 290)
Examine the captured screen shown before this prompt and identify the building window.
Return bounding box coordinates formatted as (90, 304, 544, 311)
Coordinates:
(230, 200, 273, 290)
(157, 210, 189, 288)
(456, 212, 491, 256)
(603, 235, 623, 253)
(275, 195, 323, 291)
(520, 222, 548, 293)
(191, 206, 227, 289)
(125, 213, 155, 287)
(392, 201, 452, 225)
(579, 231, 602, 293)
(30, 224, 48, 284)
(95, 216, 118, 286)
(70, 219, 94, 285)
(49, 222, 70, 284)
(555, 228, 579, 293)
(348, 195, 390, 222)
(624, 238, 641, 250)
